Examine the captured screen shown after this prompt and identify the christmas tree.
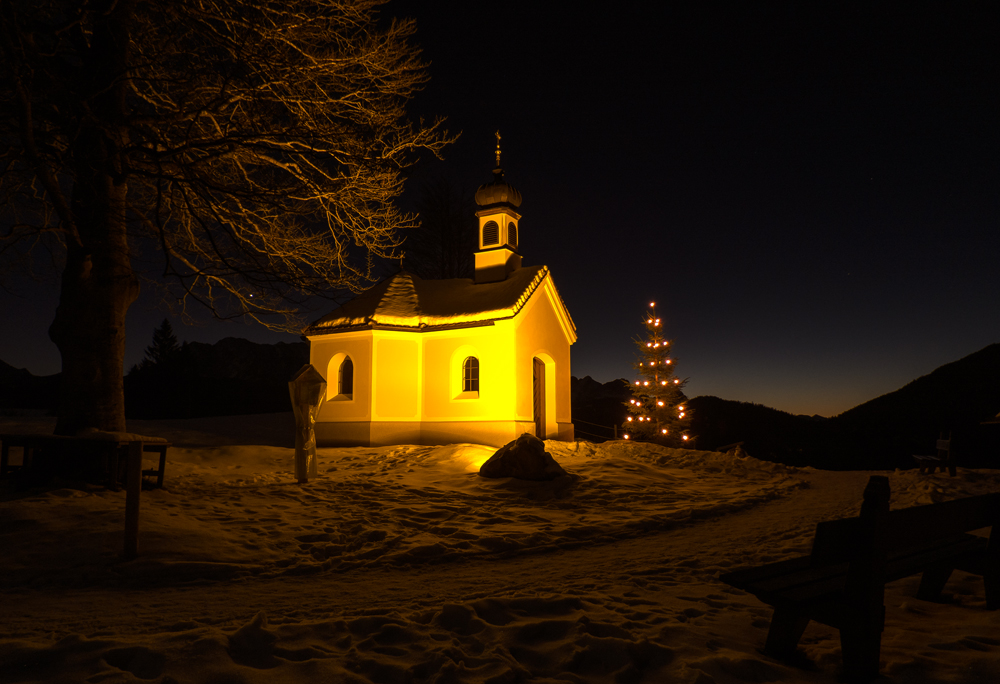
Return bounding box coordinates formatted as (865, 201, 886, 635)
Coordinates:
(622, 302, 692, 445)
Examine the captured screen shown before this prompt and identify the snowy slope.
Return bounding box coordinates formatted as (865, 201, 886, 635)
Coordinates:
(2, 414, 999, 683)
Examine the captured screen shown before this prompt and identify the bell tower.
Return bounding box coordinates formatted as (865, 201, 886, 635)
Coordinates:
(474, 132, 522, 284)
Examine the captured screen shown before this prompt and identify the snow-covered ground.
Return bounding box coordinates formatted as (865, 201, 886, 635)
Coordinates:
(1, 414, 999, 683)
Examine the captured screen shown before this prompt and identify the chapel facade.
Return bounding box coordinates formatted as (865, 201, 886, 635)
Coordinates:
(304, 156, 576, 447)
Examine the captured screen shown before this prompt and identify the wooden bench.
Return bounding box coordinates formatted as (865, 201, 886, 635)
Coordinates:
(0, 433, 171, 489)
(913, 434, 955, 476)
(720, 476, 999, 682)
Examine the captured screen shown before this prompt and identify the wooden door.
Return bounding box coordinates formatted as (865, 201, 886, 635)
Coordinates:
(532, 357, 545, 439)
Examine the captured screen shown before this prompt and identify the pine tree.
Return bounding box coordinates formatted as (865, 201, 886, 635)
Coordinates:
(142, 320, 181, 368)
(622, 303, 692, 445)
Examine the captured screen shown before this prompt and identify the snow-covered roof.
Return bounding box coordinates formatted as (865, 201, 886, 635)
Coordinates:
(305, 265, 572, 335)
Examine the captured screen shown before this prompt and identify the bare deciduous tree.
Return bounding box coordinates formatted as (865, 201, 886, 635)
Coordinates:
(0, 0, 453, 434)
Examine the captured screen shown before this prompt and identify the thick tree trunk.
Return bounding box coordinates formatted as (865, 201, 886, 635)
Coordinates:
(49, 171, 137, 435)
(48, 0, 139, 436)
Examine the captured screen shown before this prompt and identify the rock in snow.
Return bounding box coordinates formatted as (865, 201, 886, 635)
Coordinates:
(479, 433, 569, 480)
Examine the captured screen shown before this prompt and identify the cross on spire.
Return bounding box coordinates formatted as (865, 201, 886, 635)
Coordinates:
(495, 130, 502, 167)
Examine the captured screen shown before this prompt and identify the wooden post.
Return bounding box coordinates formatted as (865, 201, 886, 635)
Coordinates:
(763, 606, 812, 659)
(840, 475, 890, 683)
(986, 511, 999, 610)
(123, 441, 142, 559)
(156, 446, 167, 489)
(288, 366, 325, 484)
(0, 440, 9, 477)
(289, 382, 308, 483)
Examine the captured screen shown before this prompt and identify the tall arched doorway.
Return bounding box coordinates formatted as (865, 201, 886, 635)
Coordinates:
(532, 357, 546, 439)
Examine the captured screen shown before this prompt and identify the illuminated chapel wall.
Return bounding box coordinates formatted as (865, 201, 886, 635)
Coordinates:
(514, 281, 572, 435)
(372, 335, 419, 419)
(310, 332, 372, 422)
(421, 324, 518, 421)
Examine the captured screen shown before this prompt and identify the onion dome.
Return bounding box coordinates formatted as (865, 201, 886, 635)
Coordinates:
(475, 168, 522, 208)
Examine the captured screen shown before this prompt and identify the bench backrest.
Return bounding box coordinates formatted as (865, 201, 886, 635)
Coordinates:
(810, 492, 1000, 566)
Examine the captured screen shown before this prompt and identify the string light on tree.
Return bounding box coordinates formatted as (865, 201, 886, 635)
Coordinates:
(620, 302, 693, 445)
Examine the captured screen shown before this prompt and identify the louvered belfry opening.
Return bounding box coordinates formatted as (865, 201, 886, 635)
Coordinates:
(482, 221, 499, 246)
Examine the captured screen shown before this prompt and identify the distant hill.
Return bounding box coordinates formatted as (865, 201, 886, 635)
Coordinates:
(570, 376, 632, 441)
(569, 375, 824, 455)
(826, 343, 1000, 469)
(0, 339, 311, 419)
(573, 343, 1000, 470)
(125, 338, 309, 419)
(686, 396, 827, 466)
(0, 360, 59, 413)
(6, 338, 1000, 467)
(689, 344, 1000, 470)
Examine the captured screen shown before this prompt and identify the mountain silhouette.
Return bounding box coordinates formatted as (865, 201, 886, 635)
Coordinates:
(571, 344, 1000, 470)
(688, 343, 1000, 469)
(124, 337, 309, 419)
(0, 359, 59, 413)
(827, 342, 1000, 469)
(4, 340, 999, 470)
(570, 376, 632, 441)
(686, 396, 826, 466)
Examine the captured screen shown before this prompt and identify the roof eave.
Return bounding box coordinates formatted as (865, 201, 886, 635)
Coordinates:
(304, 318, 502, 337)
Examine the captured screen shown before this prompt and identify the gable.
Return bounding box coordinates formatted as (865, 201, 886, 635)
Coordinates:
(517, 272, 577, 346)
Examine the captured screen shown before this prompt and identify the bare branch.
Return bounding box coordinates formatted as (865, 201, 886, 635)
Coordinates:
(1, 0, 456, 329)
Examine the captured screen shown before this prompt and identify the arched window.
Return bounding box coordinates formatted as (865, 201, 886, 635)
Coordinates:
(339, 357, 354, 396)
(462, 357, 479, 392)
(482, 221, 499, 246)
(507, 222, 517, 248)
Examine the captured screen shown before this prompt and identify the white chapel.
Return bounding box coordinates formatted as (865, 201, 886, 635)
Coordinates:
(304, 152, 576, 447)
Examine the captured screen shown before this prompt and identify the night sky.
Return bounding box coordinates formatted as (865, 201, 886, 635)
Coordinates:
(2, 3, 998, 417)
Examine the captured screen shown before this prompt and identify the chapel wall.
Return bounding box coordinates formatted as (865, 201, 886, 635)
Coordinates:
(310, 332, 372, 422)
(420, 325, 517, 422)
(513, 280, 573, 439)
(371, 334, 420, 420)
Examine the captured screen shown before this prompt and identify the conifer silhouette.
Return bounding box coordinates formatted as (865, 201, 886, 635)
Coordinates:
(622, 303, 692, 445)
